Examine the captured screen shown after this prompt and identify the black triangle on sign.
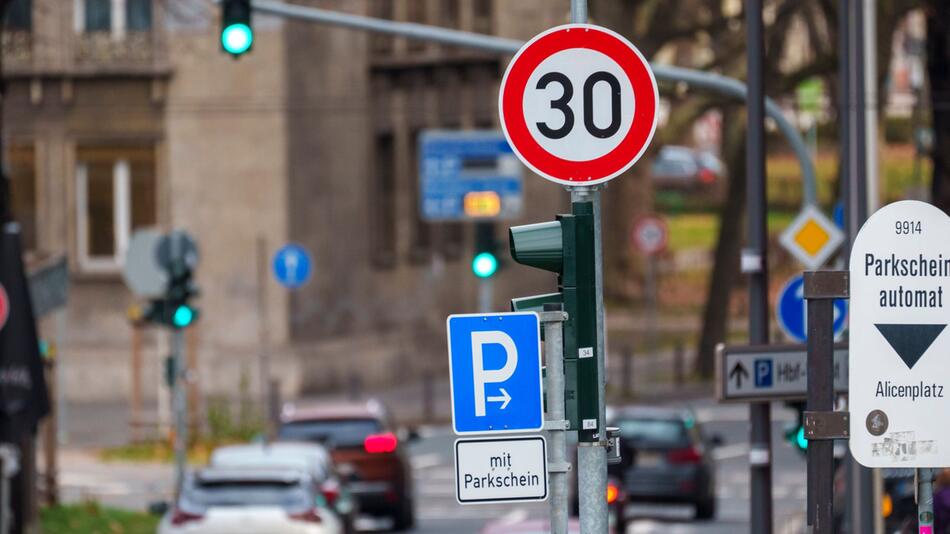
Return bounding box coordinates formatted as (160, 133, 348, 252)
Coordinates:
(875, 324, 947, 369)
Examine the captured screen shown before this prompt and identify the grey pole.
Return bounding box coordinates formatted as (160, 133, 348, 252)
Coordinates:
(745, 2, 773, 533)
(244, 0, 818, 207)
(170, 233, 188, 496)
(477, 278, 493, 313)
(646, 255, 658, 388)
(172, 328, 187, 496)
(848, 1, 877, 530)
(917, 468, 935, 533)
(542, 304, 569, 534)
(567, 2, 608, 532)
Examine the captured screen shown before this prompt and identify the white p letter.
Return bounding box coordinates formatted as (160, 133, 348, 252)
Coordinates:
(471, 331, 518, 417)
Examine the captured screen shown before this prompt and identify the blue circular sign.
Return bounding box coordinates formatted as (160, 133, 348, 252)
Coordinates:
(776, 274, 847, 343)
(272, 244, 312, 289)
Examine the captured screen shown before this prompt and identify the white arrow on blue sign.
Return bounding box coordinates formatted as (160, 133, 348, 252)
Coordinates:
(776, 274, 847, 343)
(447, 312, 543, 435)
(272, 244, 312, 289)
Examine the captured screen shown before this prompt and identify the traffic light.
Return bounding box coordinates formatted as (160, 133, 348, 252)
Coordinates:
(509, 201, 598, 442)
(472, 223, 499, 278)
(221, 0, 253, 56)
(165, 252, 200, 329)
(784, 401, 808, 453)
(142, 237, 200, 329)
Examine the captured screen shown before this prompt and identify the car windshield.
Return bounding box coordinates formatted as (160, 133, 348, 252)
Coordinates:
(279, 418, 382, 448)
(617, 418, 690, 448)
(181, 479, 312, 512)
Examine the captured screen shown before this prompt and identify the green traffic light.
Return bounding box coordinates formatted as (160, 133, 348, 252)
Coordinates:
(173, 305, 195, 328)
(472, 252, 498, 278)
(221, 23, 253, 55)
(795, 426, 808, 450)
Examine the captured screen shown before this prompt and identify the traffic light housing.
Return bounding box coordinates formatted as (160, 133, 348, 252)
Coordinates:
(784, 401, 808, 453)
(472, 223, 499, 279)
(221, 0, 253, 56)
(143, 253, 200, 329)
(509, 201, 598, 442)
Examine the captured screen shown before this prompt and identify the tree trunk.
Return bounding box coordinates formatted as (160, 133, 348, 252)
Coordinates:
(0, 0, 9, 223)
(928, 0, 950, 212)
(696, 109, 746, 378)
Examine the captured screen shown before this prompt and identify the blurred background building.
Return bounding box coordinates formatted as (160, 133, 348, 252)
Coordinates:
(1, 0, 573, 409)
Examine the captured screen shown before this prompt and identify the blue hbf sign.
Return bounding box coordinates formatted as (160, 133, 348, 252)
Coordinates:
(776, 274, 848, 343)
(447, 313, 543, 435)
(420, 130, 524, 222)
(272, 244, 312, 289)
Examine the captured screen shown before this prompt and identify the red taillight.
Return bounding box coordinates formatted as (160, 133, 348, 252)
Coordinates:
(698, 168, 716, 184)
(288, 508, 323, 524)
(606, 482, 620, 504)
(170, 509, 204, 526)
(321, 479, 340, 506)
(364, 432, 398, 454)
(667, 446, 703, 465)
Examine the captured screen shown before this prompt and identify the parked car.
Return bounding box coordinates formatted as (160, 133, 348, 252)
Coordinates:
(279, 400, 415, 531)
(608, 406, 720, 520)
(157, 467, 343, 534)
(209, 442, 357, 533)
(650, 145, 724, 191)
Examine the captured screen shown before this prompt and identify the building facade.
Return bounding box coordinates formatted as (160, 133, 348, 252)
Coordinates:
(3, 0, 573, 407)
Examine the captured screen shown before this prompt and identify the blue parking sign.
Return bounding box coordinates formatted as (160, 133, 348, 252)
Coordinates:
(447, 313, 543, 435)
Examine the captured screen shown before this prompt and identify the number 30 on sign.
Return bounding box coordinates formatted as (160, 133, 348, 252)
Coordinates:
(499, 24, 659, 186)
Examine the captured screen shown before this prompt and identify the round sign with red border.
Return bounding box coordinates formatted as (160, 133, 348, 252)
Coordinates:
(0, 283, 8, 332)
(499, 24, 659, 186)
(632, 215, 668, 256)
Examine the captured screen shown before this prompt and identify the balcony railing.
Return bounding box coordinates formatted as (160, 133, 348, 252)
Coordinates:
(2, 30, 33, 70)
(74, 31, 162, 71)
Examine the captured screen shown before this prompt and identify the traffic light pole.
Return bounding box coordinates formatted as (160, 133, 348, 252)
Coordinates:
(243, 0, 819, 207)
(171, 327, 187, 496)
(477, 279, 492, 313)
(745, 2, 773, 532)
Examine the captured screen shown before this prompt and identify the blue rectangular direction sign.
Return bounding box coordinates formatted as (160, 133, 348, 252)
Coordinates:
(447, 312, 543, 435)
(420, 130, 523, 222)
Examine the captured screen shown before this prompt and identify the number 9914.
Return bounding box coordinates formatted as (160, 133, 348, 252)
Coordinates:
(895, 220, 922, 235)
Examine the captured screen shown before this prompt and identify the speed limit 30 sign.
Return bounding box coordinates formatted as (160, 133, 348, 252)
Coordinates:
(499, 24, 659, 186)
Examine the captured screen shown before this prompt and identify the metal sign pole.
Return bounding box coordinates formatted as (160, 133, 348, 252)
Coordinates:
(170, 233, 188, 497)
(745, 1, 773, 532)
(568, 2, 607, 532)
(478, 278, 493, 313)
(917, 468, 935, 533)
(803, 271, 848, 533)
(172, 328, 187, 495)
(542, 304, 569, 534)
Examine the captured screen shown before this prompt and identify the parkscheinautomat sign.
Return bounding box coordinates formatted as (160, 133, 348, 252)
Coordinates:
(850, 200, 950, 467)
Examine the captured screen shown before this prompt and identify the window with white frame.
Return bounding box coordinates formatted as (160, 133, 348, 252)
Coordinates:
(75, 0, 151, 36)
(76, 146, 156, 272)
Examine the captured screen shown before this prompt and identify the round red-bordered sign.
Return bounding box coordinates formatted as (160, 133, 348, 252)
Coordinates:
(0, 283, 9, 332)
(631, 215, 668, 256)
(499, 24, 658, 186)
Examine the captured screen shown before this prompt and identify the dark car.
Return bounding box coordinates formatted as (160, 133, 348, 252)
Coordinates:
(650, 145, 724, 191)
(278, 400, 415, 531)
(608, 406, 719, 520)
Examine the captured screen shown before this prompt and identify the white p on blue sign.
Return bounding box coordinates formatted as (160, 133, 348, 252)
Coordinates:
(273, 244, 312, 289)
(447, 312, 543, 435)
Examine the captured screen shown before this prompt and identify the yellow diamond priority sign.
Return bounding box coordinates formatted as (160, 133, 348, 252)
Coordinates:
(779, 206, 843, 269)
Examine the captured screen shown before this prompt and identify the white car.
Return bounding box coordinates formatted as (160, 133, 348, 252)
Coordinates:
(209, 442, 356, 532)
(157, 467, 343, 534)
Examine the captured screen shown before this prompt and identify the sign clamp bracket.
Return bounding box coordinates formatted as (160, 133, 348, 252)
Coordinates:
(804, 410, 850, 440)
